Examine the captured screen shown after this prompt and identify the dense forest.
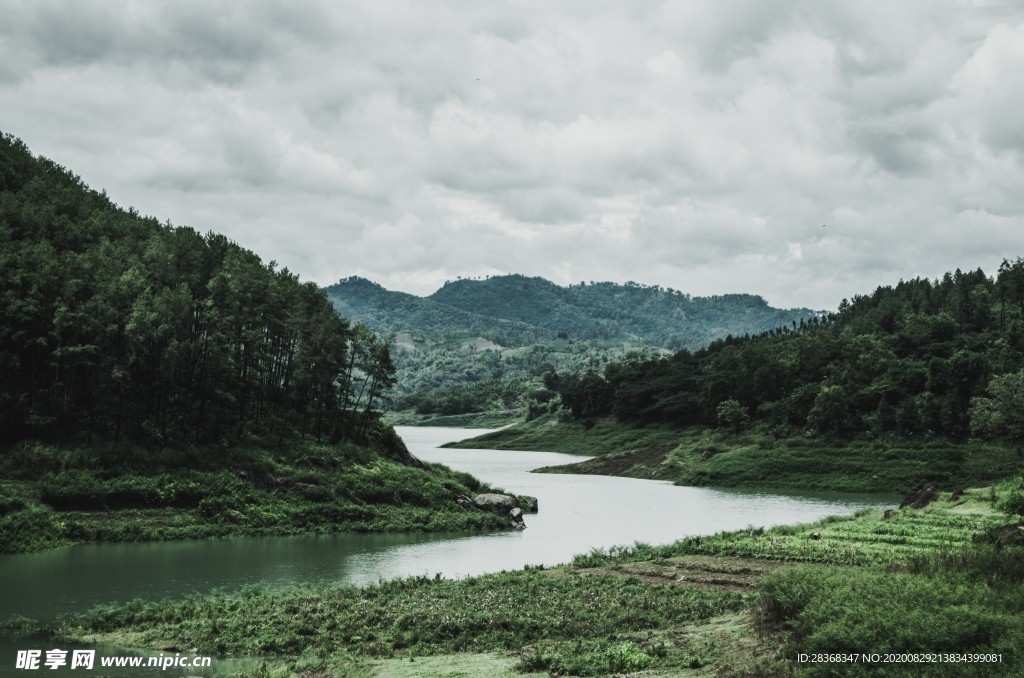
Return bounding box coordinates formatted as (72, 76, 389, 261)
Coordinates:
(429, 274, 815, 348)
(0, 133, 396, 450)
(0, 133, 521, 554)
(324, 275, 816, 409)
(560, 264, 1024, 443)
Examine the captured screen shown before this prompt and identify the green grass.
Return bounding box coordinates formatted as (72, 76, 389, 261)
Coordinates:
(0, 441, 516, 555)
(457, 416, 1024, 494)
(572, 487, 1009, 569)
(442, 414, 681, 455)
(56, 569, 744, 676)
(371, 653, 545, 677)
(47, 481, 1024, 676)
(758, 560, 1024, 677)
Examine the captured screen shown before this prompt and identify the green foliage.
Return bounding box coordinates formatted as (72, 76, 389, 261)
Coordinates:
(759, 565, 1024, 675)
(970, 368, 1024, 440)
(0, 133, 395, 450)
(472, 419, 1020, 493)
(323, 274, 814, 400)
(0, 438, 514, 554)
(57, 570, 743, 670)
(572, 506, 1007, 569)
(0, 134, 516, 554)
(997, 478, 1024, 517)
(715, 399, 750, 433)
(551, 262, 1024, 448)
(0, 505, 67, 553)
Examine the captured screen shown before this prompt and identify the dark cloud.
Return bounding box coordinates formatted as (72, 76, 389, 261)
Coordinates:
(2, 1, 1023, 310)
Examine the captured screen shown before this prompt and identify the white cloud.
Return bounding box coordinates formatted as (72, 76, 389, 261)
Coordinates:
(1, 1, 1023, 310)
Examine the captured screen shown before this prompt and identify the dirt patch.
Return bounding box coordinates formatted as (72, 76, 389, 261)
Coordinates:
(566, 555, 787, 593)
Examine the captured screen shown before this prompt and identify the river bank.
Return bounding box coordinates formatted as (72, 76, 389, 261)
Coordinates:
(3, 427, 896, 676)
(0, 436, 515, 555)
(49, 480, 1024, 677)
(445, 414, 1024, 494)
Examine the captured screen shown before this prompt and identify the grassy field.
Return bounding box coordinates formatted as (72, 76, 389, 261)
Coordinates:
(0, 441, 516, 555)
(49, 480, 1024, 676)
(448, 415, 1024, 494)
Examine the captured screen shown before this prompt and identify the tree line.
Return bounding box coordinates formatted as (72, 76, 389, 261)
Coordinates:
(561, 263, 1024, 442)
(0, 133, 395, 450)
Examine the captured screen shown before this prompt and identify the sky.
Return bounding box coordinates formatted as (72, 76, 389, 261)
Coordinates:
(2, 1, 1023, 310)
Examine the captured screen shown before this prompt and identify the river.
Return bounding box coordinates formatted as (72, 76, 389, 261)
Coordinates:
(0, 427, 895, 675)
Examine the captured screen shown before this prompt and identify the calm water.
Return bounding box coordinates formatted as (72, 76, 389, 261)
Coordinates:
(0, 426, 896, 675)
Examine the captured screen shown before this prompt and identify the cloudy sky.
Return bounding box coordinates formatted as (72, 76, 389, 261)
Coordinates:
(3, 1, 1023, 309)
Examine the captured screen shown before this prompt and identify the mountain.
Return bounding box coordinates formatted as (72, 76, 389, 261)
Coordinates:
(324, 274, 818, 397)
(430, 275, 814, 348)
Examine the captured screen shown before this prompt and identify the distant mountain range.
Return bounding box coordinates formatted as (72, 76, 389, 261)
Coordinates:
(324, 275, 818, 395)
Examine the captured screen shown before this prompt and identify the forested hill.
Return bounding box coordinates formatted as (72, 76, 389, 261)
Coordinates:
(327, 276, 557, 345)
(0, 133, 395, 450)
(0, 133, 530, 554)
(560, 264, 1024, 442)
(429, 275, 814, 348)
(328, 274, 816, 352)
(323, 275, 817, 400)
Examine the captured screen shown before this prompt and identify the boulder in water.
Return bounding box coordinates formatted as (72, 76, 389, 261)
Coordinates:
(509, 507, 526, 529)
(473, 493, 518, 512)
(522, 496, 539, 513)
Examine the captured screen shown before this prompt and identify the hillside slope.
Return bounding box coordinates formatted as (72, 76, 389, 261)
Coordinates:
(0, 132, 516, 553)
(324, 275, 817, 401)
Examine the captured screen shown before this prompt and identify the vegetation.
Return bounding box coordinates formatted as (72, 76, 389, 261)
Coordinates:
(0, 439, 509, 555)
(551, 264, 1024, 441)
(0, 133, 401, 450)
(451, 262, 1024, 494)
(0, 133, 518, 554)
(51, 483, 1024, 676)
(322, 275, 815, 406)
(56, 566, 745, 676)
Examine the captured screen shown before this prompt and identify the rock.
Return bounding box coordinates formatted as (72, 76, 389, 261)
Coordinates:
(948, 488, 965, 502)
(522, 496, 539, 513)
(900, 484, 939, 510)
(993, 522, 1024, 547)
(456, 494, 474, 510)
(910, 485, 939, 509)
(473, 493, 518, 512)
(508, 507, 526, 529)
(883, 509, 895, 520)
(259, 474, 275, 490)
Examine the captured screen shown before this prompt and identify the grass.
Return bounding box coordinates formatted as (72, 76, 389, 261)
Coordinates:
(571, 487, 1008, 569)
(442, 414, 681, 455)
(452, 415, 1024, 494)
(43, 479, 1024, 676)
(56, 569, 745, 676)
(0, 440, 520, 555)
(371, 653, 545, 677)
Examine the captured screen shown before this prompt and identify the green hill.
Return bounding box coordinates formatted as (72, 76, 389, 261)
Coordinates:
(0, 132, 516, 553)
(429, 274, 814, 349)
(451, 264, 1024, 492)
(323, 275, 817, 421)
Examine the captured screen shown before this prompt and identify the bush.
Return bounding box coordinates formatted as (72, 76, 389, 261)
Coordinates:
(0, 507, 65, 553)
(759, 566, 1021, 663)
